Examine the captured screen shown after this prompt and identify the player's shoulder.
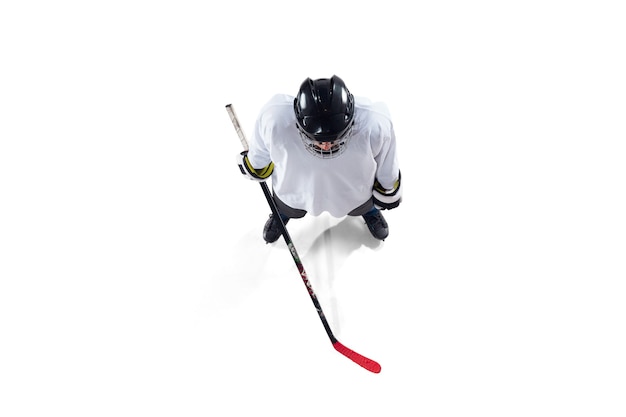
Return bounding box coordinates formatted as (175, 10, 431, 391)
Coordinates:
(256, 94, 294, 125)
(355, 96, 391, 119)
(354, 96, 393, 127)
(259, 94, 294, 114)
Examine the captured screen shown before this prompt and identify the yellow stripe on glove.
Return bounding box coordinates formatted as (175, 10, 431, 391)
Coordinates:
(237, 151, 274, 182)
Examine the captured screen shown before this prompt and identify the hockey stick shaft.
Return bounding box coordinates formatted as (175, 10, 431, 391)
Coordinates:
(225, 104, 381, 373)
(226, 104, 334, 337)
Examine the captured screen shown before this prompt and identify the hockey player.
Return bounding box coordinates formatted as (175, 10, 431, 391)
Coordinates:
(236, 75, 402, 243)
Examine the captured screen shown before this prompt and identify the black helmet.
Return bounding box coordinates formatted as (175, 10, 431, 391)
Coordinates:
(294, 75, 355, 158)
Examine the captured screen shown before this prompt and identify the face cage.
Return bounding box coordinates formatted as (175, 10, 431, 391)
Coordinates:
(298, 124, 353, 159)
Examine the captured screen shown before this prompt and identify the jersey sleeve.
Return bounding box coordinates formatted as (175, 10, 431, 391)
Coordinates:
(247, 99, 278, 169)
(247, 94, 293, 170)
(247, 114, 272, 169)
(372, 113, 400, 190)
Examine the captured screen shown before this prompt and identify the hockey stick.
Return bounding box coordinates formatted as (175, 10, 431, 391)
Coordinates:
(226, 103, 381, 374)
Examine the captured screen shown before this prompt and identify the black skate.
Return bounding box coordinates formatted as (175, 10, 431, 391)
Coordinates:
(362, 209, 389, 240)
(263, 214, 289, 243)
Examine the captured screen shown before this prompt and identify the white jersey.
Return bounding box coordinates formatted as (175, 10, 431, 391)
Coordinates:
(247, 94, 400, 217)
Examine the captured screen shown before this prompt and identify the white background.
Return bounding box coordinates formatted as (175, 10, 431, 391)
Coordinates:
(1, 1, 625, 416)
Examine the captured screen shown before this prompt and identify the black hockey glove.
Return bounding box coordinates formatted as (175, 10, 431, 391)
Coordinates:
(236, 151, 274, 182)
(373, 172, 402, 210)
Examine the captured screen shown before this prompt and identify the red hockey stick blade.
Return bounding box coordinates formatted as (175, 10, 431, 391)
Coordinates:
(333, 341, 381, 373)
